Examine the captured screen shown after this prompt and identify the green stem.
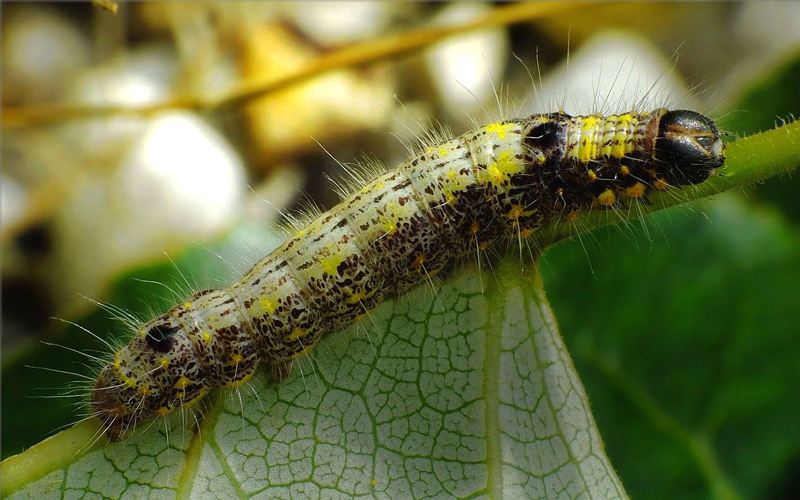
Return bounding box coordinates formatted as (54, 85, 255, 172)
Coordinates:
(0, 419, 105, 496)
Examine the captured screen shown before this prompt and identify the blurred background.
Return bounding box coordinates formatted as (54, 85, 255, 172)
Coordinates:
(2, 2, 799, 499)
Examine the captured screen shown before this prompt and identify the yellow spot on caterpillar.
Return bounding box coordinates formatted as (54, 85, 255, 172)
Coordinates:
(486, 122, 516, 139)
(601, 116, 616, 157)
(259, 297, 277, 315)
(442, 172, 460, 205)
(347, 290, 365, 304)
(438, 147, 448, 157)
(507, 205, 523, 220)
(285, 327, 309, 342)
(612, 114, 632, 158)
(229, 354, 243, 366)
(138, 385, 151, 396)
(579, 141, 594, 163)
(157, 407, 172, 417)
(443, 169, 469, 195)
(620, 165, 630, 175)
(597, 189, 616, 206)
(587, 170, 598, 182)
(174, 376, 191, 389)
(183, 389, 209, 408)
(290, 340, 318, 359)
(577, 116, 601, 162)
(565, 210, 581, 222)
(654, 177, 670, 190)
(478, 241, 489, 250)
(556, 187, 564, 197)
(496, 151, 520, 175)
(626, 182, 646, 198)
(321, 252, 345, 275)
(227, 370, 256, 388)
(159, 357, 170, 368)
(379, 204, 398, 234)
(363, 181, 385, 194)
(469, 221, 480, 234)
(139, 329, 147, 338)
(113, 352, 139, 388)
(412, 254, 426, 272)
(202, 331, 212, 342)
(520, 228, 534, 238)
(483, 151, 521, 184)
(485, 165, 502, 183)
(347, 287, 375, 304)
(183, 302, 192, 309)
(380, 218, 397, 234)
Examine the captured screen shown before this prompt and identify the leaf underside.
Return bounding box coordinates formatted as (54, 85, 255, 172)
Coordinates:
(4, 262, 627, 500)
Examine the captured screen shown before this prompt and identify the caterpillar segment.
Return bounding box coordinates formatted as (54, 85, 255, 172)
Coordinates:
(91, 108, 725, 440)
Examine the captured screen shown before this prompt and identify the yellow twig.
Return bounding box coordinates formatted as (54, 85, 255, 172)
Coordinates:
(2, 2, 589, 129)
(92, 0, 118, 15)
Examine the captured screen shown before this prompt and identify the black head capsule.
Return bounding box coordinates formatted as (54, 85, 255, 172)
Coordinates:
(653, 110, 725, 186)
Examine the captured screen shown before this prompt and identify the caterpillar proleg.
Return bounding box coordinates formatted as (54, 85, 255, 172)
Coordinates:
(91, 107, 725, 441)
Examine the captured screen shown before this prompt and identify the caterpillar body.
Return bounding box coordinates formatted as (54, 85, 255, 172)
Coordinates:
(92, 108, 725, 441)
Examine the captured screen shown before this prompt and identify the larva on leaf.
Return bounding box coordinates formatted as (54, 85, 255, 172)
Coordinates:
(91, 107, 725, 441)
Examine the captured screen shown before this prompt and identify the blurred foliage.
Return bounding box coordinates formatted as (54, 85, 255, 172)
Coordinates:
(543, 197, 800, 500)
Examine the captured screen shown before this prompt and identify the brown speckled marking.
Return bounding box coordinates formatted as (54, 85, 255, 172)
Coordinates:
(91, 108, 725, 440)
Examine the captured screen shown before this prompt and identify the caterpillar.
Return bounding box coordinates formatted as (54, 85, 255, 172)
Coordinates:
(91, 107, 725, 441)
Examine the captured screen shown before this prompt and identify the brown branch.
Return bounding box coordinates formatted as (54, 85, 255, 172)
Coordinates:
(2, 2, 590, 129)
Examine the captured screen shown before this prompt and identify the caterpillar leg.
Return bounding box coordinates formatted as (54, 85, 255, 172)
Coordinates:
(271, 360, 293, 383)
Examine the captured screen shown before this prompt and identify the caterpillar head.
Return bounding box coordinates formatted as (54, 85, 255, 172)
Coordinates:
(654, 109, 726, 186)
(91, 315, 207, 441)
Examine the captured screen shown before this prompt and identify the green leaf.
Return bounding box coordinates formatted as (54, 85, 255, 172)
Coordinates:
(2, 261, 628, 499)
(544, 196, 800, 499)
